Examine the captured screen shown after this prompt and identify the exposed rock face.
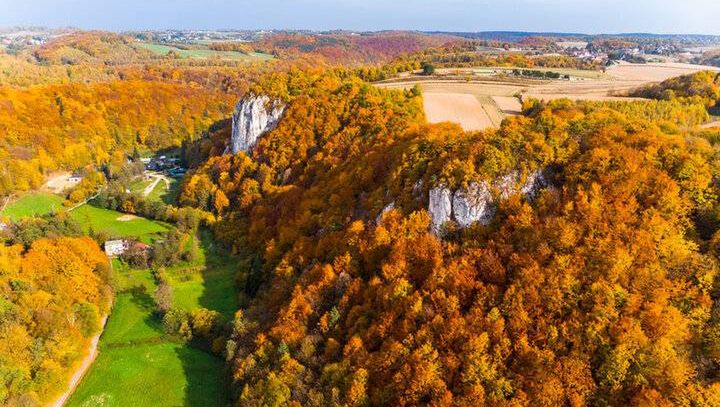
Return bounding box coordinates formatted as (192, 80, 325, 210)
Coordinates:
(429, 186, 453, 234)
(520, 170, 548, 199)
(452, 182, 494, 227)
(375, 202, 396, 224)
(229, 95, 285, 154)
(428, 169, 549, 235)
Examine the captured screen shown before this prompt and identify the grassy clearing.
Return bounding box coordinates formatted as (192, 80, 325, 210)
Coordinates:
(148, 177, 180, 205)
(70, 204, 170, 242)
(128, 177, 153, 194)
(67, 337, 227, 407)
(1, 192, 64, 220)
(165, 230, 239, 320)
(135, 42, 273, 61)
(67, 255, 231, 406)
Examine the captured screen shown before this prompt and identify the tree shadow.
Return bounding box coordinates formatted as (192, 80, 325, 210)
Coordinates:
(174, 345, 231, 407)
(196, 229, 239, 321)
(126, 284, 163, 330)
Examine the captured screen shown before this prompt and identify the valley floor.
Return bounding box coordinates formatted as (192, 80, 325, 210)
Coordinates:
(2, 190, 239, 406)
(66, 243, 235, 407)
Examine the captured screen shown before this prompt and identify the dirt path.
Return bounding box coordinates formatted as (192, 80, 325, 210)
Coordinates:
(143, 173, 169, 197)
(50, 316, 107, 407)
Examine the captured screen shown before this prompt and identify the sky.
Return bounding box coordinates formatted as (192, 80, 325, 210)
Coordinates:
(1, 0, 720, 35)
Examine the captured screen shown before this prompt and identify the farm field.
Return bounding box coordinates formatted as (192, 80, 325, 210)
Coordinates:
(423, 92, 497, 130)
(70, 204, 171, 242)
(1, 192, 64, 221)
(135, 42, 273, 61)
(380, 62, 720, 131)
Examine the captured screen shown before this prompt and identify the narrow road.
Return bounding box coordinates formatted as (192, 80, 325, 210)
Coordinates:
(143, 173, 169, 197)
(50, 316, 108, 407)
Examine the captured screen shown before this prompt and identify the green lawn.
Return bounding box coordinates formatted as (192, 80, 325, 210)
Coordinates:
(166, 230, 239, 320)
(1, 192, 64, 220)
(67, 340, 228, 407)
(135, 42, 273, 61)
(128, 177, 153, 194)
(67, 262, 230, 407)
(148, 177, 180, 205)
(70, 204, 171, 242)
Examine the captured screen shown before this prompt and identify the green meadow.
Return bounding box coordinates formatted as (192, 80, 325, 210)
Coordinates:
(165, 230, 239, 320)
(69, 204, 171, 242)
(66, 221, 237, 406)
(1, 192, 64, 220)
(67, 265, 230, 407)
(135, 42, 273, 61)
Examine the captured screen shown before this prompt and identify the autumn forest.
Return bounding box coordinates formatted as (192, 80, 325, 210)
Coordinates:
(2, 26, 720, 407)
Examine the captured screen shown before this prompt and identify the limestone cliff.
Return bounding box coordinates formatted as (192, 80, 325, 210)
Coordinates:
(428, 169, 549, 235)
(429, 186, 453, 235)
(229, 95, 285, 155)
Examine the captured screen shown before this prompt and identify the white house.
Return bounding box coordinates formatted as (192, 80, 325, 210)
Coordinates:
(68, 173, 83, 184)
(104, 240, 127, 257)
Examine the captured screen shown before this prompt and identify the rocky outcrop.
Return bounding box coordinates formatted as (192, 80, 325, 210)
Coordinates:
(429, 186, 453, 234)
(428, 169, 549, 235)
(452, 181, 494, 227)
(375, 202, 396, 224)
(229, 95, 285, 155)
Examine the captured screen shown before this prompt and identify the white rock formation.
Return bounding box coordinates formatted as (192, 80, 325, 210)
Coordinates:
(429, 186, 453, 234)
(452, 182, 494, 227)
(229, 95, 285, 154)
(494, 172, 518, 200)
(375, 202, 396, 224)
(428, 169, 549, 235)
(520, 170, 547, 199)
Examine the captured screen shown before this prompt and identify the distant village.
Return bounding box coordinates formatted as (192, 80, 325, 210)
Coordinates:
(2, 27, 719, 66)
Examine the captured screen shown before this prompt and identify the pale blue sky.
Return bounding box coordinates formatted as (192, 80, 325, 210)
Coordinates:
(1, 0, 719, 35)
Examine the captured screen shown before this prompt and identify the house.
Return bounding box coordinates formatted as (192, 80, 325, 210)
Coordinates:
(104, 240, 127, 257)
(68, 173, 83, 184)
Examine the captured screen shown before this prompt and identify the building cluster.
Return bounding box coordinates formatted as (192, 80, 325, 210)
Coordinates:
(130, 30, 266, 44)
(142, 155, 186, 177)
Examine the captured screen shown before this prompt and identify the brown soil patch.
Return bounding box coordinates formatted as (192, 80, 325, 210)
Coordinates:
(117, 214, 138, 221)
(423, 92, 495, 131)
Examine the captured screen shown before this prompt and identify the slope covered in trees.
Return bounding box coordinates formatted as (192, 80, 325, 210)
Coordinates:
(178, 71, 720, 406)
(630, 70, 720, 105)
(0, 80, 233, 194)
(0, 237, 112, 405)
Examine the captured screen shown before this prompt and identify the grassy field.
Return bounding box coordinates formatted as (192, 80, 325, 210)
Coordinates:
(70, 204, 171, 242)
(1, 192, 64, 220)
(68, 342, 228, 407)
(67, 264, 229, 407)
(135, 42, 273, 61)
(148, 177, 180, 205)
(165, 230, 239, 320)
(128, 177, 154, 194)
